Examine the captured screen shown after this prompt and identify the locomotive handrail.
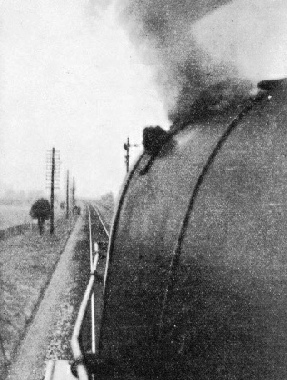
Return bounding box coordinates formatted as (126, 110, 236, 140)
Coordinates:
(71, 205, 100, 380)
(71, 253, 99, 380)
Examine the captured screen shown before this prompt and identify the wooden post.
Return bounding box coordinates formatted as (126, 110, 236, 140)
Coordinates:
(66, 170, 69, 219)
(72, 177, 75, 215)
(50, 147, 55, 234)
(124, 137, 130, 173)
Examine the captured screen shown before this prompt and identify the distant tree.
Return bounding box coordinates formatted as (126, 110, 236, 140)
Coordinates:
(73, 205, 81, 215)
(30, 198, 50, 235)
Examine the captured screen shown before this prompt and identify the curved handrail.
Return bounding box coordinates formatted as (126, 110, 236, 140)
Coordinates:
(71, 204, 100, 379)
(71, 252, 99, 379)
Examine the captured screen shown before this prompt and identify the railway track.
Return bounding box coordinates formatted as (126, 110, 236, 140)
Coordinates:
(70, 203, 109, 379)
(91, 204, 110, 238)
(45, 203, 109, 380)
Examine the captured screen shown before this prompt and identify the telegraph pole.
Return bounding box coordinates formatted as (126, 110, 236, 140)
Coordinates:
(66, 170, 69, 219)
(50, 148, 55, 234)
(72, 177, 75, 215)
(46, 148, 60, 235)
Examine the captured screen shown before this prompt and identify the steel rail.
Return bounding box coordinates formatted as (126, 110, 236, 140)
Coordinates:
(88, 207, 96, 354)
(92, 205, 110, 238)
(71, 204, 100, 380)
(88, 207, 93, 271)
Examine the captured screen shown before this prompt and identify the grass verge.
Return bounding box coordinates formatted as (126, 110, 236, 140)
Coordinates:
(0, 212, 77, 378)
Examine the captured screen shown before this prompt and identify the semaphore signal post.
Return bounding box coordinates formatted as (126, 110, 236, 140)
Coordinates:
(123, 137, 140, 173)
(46, 148, 60, 234)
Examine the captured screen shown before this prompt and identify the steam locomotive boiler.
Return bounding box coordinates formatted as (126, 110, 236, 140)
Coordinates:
(92, 79, 287, 380)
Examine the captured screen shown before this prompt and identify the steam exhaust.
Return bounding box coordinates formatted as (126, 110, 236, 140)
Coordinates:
(116, 0, 287, 124)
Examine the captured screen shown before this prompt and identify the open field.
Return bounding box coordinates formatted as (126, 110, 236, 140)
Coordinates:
(0, 205, 31, 229)
(0, 204, 65, 230)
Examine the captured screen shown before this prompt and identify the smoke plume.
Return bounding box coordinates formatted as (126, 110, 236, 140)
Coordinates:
(116, 0, 287, 124)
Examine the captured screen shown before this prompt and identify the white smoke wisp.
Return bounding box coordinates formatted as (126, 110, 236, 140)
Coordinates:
(192, 0, 287, 83)
(116, 0, 287, 124)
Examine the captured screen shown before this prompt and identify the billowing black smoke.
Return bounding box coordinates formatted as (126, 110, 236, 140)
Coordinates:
(116, 0, 254, 125)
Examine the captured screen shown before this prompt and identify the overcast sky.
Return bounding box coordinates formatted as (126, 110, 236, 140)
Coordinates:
(1, 0, 287, 199)
(0, 0, 168, 199)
